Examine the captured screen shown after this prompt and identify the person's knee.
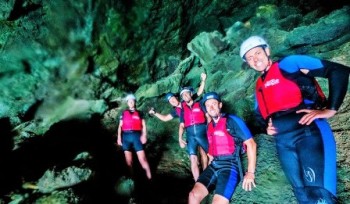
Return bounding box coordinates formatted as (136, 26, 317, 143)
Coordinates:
(212, 194, 230, 204)
(188, 189, 203, 202)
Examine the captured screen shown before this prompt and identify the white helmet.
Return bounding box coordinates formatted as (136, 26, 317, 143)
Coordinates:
(240, 36, 269, 61)
(124, 94, 136, 102)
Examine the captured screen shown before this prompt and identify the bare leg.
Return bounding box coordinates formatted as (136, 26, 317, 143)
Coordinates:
(212, 194, 230, 204)
(136, 150, 152, 179)
(198, 146, 208, 170)
(188, 182, 208, 204)
(190, 155, 200, 181)
(124, 151, 134, 178)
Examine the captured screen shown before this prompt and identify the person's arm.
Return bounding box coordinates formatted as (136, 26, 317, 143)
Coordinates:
(280, 55, 350, 124)
(242, 138, 257, 191)
(149, 108, 174, 121)
(307, 60, 349, 111)
(117, 120, 123, 146)
(155, 113, 174, 121)
(178, 122, 187, 148)
(227, 115, 256, 191)
(196, 72, 207, 96)
(140, 119, 147, 144)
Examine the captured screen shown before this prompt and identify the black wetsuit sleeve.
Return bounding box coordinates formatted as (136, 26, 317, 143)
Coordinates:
(170, 109, 179, 118)
(226, 115, 251, 141)
(307, 60, 350, 110)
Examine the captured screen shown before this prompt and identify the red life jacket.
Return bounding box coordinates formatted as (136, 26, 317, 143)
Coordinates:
(207, 117, 235, 156)
(182, 101, 206, 127)
(256, 62, 303, 119)
(121, 110, 142, 131)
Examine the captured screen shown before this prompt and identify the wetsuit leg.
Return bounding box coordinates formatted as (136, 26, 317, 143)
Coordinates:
(274, 114, 336, 203)
(214, 159, 239, 200)
(186, 125, 202, 155)
(196, 164, 216, 191)
(194, 124, 208, 152)
(122, 132, 134, 151)
(314, 119, 337, 196)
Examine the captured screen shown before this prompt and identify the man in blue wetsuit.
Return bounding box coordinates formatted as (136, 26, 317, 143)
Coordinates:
(188, 92, 257, 204)
(178, 86, 209, 181)
(240, 35, 350, 203)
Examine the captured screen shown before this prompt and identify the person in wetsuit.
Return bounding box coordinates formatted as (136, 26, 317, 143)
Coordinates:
(117, 94, 152, 180)
(178, 86, 209, 181)
(188, 92, 257, 204)
(240, 35, 350, 203)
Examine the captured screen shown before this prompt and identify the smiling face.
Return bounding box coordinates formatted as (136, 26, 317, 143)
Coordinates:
(127, 99, 135, 109)
(168, 96, 180, 107)
(205, 98, 222, 119)
(181, 91, 192, 103)
(245, 46, 271, 73)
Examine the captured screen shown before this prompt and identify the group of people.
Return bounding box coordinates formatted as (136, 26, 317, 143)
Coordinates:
(116, 35, 349, 204)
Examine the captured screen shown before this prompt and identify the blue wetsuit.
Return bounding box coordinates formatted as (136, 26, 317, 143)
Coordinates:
(197, 114, 252, 200)
(180, 99, 208, 155)
(256, 55, 349, 203)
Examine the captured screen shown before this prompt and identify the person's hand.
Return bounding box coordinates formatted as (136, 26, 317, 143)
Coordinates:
(242, 172, 256, 191)
(148, 108, 155, 115)
(140, 134, 147, 144)
(296, 109, 337, 125)
(179, 138, 187, 148)
(266, 118, 277, 135)
(200, 72, 207, 81)
(117, 138, 122, 146)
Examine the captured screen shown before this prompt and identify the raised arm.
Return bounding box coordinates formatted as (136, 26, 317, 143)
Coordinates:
(197, 72, 207, 96)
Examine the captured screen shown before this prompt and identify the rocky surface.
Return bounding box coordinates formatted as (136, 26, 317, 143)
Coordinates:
(0, 0, 349, 203)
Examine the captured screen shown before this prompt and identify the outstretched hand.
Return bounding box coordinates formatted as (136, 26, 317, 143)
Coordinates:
(296, 109, 337, 125)
(242, 172, 256, 191)
(148, 108, 155, 115)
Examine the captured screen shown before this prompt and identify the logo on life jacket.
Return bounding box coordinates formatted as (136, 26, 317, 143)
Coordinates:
(264, 79, 280, 88)
(132, 115, 140, 120)
(212, 130, 226, 137)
